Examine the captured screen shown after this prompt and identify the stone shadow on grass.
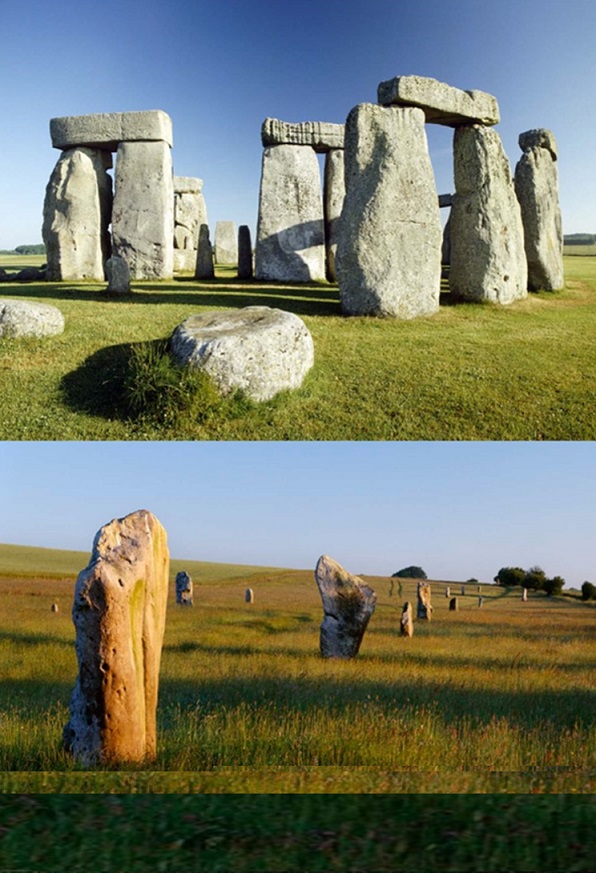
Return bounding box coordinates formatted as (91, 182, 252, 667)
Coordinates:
(60, 340, 142, 421)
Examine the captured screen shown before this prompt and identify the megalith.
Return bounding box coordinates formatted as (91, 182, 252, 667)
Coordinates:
(237, 225, 253, 279)
(449, 596, 458, 611)
(416, 581, 433, 621)
(324, 148, 345, 282)
(336, 103, 442, 318)
(0, 299, 65, 338)
(112, 141, 174, 279)
(175, 571, 193, 606)
(104, 256, 131, 295)
(215, 221, 238, 265)
(514, 129, 563, 291)
(63, 509, 169, 766)
(255, 144, 325, 282)
(245, 587, 254, 603)
(377, 75, 500, 127)
(450, 125, 527, 303)
(195, 224, 215, 279)
(42, 147, 112, 281)
(400, 601, 414, 637)
(314, 555, 377, 659)
(173, 177, 208, 274)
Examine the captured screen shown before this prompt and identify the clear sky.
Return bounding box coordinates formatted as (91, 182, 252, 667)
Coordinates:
(1, 441, 594, 587)
(1, 0, 595, 249)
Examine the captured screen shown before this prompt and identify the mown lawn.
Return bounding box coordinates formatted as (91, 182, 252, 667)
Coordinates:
(1, 257, 595, 440)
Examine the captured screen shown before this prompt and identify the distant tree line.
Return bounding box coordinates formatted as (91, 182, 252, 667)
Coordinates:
(392, 566, 427, 579)
(581, 581, 596, 601)
(563, 234, 596, 246)
(0, 244, 46, 255)
(494, 565, 564, 596)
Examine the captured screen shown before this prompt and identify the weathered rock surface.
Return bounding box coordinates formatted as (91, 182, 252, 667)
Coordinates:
(377, 75, 500, 127)
(170, 306, 314, 401)
(50, 110, 173, 150)
(261, 118, 344, 152)
(336, 103, 442, 318)
(63, 509, 169, 765)
(245, 587, 254, 603)
(42, 147, 112, 281)
(195, 225, 215, 279)
(174, 176, 203, 194)
(315, 555, 377, 658)
(104, 256, 131, 294)
(449, 597, 458, 611)
(112, 141, 174, 279)
(450, 125, 527, 303)
(237, 225, 253, 279)
(324, 149, 345, 282)
(416, 581, 433, 621)
(0, 299, 65, 338)
(514, 129, 563, 291)
(174, 178, 207, 251)
(175, 571, 193, 606)
(215, 221, 238, 264)
(255, 144, 326, 282)
(400, 601, 414, 637)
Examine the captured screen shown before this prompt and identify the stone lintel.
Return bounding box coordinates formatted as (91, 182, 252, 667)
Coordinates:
(50, 110, 173, 151)
(518, 128, 558, 161)
(438, 193, 453, 208)
(377, 75, 500, 127)
(174, 176, 203, 193)
(261, 117, 344, 152)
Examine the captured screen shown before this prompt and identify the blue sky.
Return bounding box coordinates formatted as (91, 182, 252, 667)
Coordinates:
(1, 441, 595, 587)
(1, 0, 595, 248)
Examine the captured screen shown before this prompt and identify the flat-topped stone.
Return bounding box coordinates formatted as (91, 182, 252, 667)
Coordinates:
(261, 118, 344, 152)
(0, 299, 65, 338)
(377, 75, 500, 126)
(174, 176, 203, 193)
(519, 128, 558, 161)
(50, 110, 173, 150)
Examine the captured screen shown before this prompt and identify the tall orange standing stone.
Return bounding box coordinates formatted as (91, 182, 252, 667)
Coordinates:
(63, 510, 169, 765)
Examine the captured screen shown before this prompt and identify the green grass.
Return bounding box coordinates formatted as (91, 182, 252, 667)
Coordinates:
(1, 257, 596, 439)
(564, 244, 596, 256)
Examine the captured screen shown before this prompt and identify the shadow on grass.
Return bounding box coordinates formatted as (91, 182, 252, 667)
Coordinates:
(60, 340, 137, 420)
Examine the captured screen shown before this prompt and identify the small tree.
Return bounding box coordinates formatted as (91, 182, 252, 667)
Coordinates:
(581, 581, 596, 601)
(392, 566, 427, 579)
(524, 566, 547, 591)
(543, 575, 565, 596)
(494, 567, 526, 587)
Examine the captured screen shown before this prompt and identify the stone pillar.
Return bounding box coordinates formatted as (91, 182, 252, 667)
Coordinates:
(245, 587, 254, 603)
(175, 571, 193, 606)
(173, 177, 207, 274)
(416, 581, 433, 620)
(63, 509, 169, 766)
(195, 224, 215, 279)
(445, 586, 451, 598)
(315, 554, 376, 658)
(255, 144, 326, 282)
(522, 588, 528, 601)
(514, 129, 563, 291)
(237, 225, 253, 279)
(112, 141, 174, 279)
(215, 221, 238, 265)
(400, 601, 414, 637)
(450, 125, 527, 303)
(336, 104, 442, 319)
(324, 149, 345, 282)
(449, 596, 458, 611)
(42, 147, 112, 281)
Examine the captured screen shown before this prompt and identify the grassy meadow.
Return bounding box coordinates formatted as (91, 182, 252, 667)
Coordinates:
(1, 255, 596, 439)
(0, 544, 594, 794)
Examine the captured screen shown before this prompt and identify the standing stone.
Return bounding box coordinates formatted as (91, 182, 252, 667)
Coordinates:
(478, 596, 483, 608)
(400, 601, 414, 637)
(324, 149, 345, 282)
(104, 256, 131, 294)
(245, 587, 254, 603)
(255, 144, 325, 282)
(450, 125, 527, 304)
(173, 177, 208, 274)
(315, 555, 376, 658)
(112, 141, 174, 279)
(63, 509, 169, 765)
(514, 129, 563, 291)
(237, 225, 253, 279)
(195, 224, 215, 279)
(416, 581, 433, 621)
(175, 571, 193, 606)
(461, 584, 466, 596)
(449, 596, 458, 611)
(215, 221, 238, 265)
(522, 588, 528, 602)
(445, 586, 451, 598)
(43, 147, 112, 281)
(336, 104, 442, 318)
(51, 602, 59, 613)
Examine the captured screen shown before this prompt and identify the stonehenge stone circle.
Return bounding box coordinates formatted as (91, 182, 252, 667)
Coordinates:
(261, 118, 344, 152)
(323, 148, 345, 282)
(336, 103, 442, 318)
(416, 581, 433, 621)
(450, 125, 527, 304)
(63, 509, 169, 766)
(174, 177, 208, 274)
(169, 306, 314, 401)
(514, 129, 563, 291)
(255, 144, 326, 282)
(0, 299, 65, 338)
(315, 555, 377, 659)
(42, 147, 113, 281)
(378, 75, 500, 127)
(104, 256, 131, 295)
(245, 587, 254, 603)
(400, 601, 414, 638)
(215, 221, 238, 265)
(175, 571, 193, 606)
(50, 110, 173, 151)
(237, 225, 253, 279)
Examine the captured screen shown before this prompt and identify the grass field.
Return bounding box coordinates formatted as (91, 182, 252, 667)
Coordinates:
(1, 544, 594, 794)
(1, 255, 596, 440)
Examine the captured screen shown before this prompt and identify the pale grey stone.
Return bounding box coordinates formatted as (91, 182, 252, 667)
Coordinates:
(261, 118, 344, 152)
(416, 581, 433, 621)
(324, 149, 345, 282)
(104, 256, 131, 294)
(400, 601, 414, 637)
(336, 104, 442, 318)
(42, 147, 112, 281)
(50, 110, 173, 150)
(0, 299, 65, 337)
(514, 131, 563, 291)
(522, 588, 528, 601)
(450, 125, 527, 303)
(255, 145, 325, 283)
(377, 75, 500, 126)
(315, 555, 376, 658)
(174, 250, 199, 273)
(175, 571, 193, 606)
(51, 603, 59, 613)
(245, 587, 254, 603)
(175, 191, 208, 245)
(174, 176, 203, 194)
(237, 225, 253, 279)
(63, 510, 169, 766)
(215, 221, 238, 264)
(112, 141, 174, 279)
(445, 586, 451, 598)
(170, 306, 314, 401)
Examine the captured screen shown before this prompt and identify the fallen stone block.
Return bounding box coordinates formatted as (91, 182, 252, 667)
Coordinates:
(377, 75, 500, 126)
(0, 299, 65, 338)
(261, 118, 344, 152)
